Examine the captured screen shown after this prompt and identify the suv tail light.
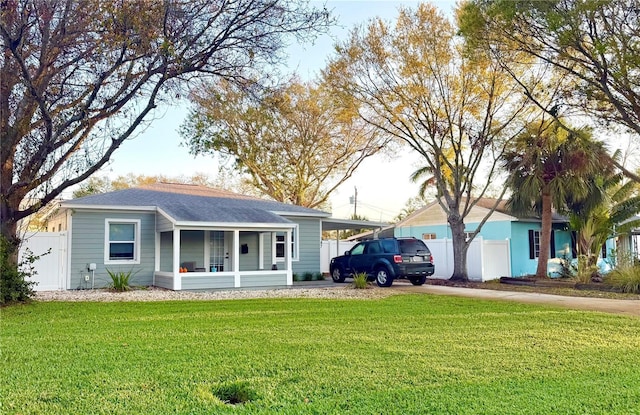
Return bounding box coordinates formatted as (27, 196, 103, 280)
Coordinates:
(393, 255, 403, 263)
(429, 254, 434, 264)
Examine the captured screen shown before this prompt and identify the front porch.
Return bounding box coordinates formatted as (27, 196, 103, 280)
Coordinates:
(153, 226, 294, 290)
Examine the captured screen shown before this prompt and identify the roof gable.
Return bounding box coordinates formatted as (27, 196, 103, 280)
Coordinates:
(396, 198, 516, 228)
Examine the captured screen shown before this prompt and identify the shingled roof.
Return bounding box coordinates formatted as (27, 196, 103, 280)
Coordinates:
(63, 183, 329, 224)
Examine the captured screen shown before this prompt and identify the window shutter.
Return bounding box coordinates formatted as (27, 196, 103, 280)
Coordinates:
(601, 243, 607, 258)
(570, 231, 577, 258)
(550, 230, 556, 259)
(528, 230, 535, 259)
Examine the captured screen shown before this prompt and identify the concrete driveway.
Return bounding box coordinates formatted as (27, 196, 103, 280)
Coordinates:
(391, 282, 640, 318)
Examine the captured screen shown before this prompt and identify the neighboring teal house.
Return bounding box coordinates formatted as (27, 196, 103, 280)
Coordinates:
(50, 183, 333, 290)
(394, 199, 614, 277)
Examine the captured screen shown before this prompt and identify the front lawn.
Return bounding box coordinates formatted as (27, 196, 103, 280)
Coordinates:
(2, 294, 639, 414)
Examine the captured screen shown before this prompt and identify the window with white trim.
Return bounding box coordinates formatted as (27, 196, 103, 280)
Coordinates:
(105, 219, 140, 264)
(276, 226, 299, 261)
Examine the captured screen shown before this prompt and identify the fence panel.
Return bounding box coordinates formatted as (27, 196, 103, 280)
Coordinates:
(320, 240, 357, 273)
(19, 232, 67, 291)
(423, 237, 509, 281)
(482, 240, 511, 279)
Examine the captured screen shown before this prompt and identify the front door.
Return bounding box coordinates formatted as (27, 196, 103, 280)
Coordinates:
(209, 231, 226, 272)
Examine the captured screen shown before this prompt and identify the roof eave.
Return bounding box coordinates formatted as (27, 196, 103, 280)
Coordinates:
(60, 203, 157, 212)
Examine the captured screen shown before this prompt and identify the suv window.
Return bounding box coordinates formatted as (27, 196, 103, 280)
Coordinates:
(350, 243, 365, 256)
(366, 241, 382, 254)
(380, 239, 396, 253)
(398, 239, 429, 254)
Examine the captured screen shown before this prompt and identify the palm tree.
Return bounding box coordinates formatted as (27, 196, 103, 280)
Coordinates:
(567, 161, 640, 268)
(503, 119, 608, 278)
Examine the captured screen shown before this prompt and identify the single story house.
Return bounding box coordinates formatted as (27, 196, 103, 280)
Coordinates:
(48, 182, 379, 290)
(394, 198, 614, 277)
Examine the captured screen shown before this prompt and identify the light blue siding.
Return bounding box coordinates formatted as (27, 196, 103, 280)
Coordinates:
(181, 275, 235, 290)
(239, 232, 260, 271)
(159, 231, 173, 271)
(180, 230, 205, 270)
(284, 216, 322, 274)
(241, 273, 287, 287)
(69, 211, 155, 289)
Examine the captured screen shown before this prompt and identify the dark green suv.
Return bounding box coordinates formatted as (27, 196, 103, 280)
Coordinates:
(329, 237, 435, 287)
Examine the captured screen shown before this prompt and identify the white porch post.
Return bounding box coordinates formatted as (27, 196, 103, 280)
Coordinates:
(271, 232, 277, 269)
(204, 231, 210, 271)
(173, 228, 181, 290)
(233, 230, 240, 288)
(258, 233, 264, 270)
(286, 228, 293, 285)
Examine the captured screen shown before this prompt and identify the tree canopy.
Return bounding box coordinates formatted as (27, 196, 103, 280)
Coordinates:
(0, 0, 331, 301)
(0, 0, 329, 235)
(180, 77, 388, 209)
(323, 3, 534, 280)
(459, 0, 640, 181)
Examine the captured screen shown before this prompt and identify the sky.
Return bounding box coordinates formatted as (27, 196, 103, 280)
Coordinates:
(98, 1, 458, 222)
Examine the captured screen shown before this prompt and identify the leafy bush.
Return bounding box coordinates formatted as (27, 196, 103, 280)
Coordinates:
(314, 272, 325, 281)
(606, 266, 640, 294)
(1, 236, 44, 305)
(352, 272, 368, 289)
(558, 254, 576, 279)
(106, 269, 134, 292)
(575, 255, 599, 283)
(292, 273, 300, 282)
(302, 272, 314, 281)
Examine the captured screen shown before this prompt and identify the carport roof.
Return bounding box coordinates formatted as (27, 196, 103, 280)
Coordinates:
(321, 218, 389, 231)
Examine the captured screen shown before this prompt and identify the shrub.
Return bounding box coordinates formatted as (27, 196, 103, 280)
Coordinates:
(558, 254, 576, 279)
(106, 269, 134, 292)
(292, 273, 300, 282)
(575, 255, 599, 284)
(314, 272, 325, 281)
(302, 272, 314, 281)
(606, 266, 640, 294)
(1, 236, 44, 305)
(352, 272, 368, 289)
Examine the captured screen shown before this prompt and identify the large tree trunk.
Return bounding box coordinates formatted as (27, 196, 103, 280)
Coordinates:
(448, 213, 469, 282)
(536, 190, 553, 278)
(0, 199, 20, 268)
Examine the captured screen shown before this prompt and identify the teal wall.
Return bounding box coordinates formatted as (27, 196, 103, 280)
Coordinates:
(396, 219, 583, 277)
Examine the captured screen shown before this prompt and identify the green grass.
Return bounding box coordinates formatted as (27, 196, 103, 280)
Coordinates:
(2, 295, 640, 414)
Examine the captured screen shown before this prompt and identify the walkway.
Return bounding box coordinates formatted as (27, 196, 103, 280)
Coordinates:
(391, 282, 640, 318)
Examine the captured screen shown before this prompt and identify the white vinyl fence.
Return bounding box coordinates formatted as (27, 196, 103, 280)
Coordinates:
(320, 240, 357, 274)
(426, 237, 510, 281)
(18, 232, 67, 291)
(321, 237, 510, 281)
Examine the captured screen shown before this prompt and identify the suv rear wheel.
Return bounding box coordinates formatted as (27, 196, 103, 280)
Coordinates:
(410, 276, 426, 286)
(331, 266, 346, 283)
(375, 266, 393, 287)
